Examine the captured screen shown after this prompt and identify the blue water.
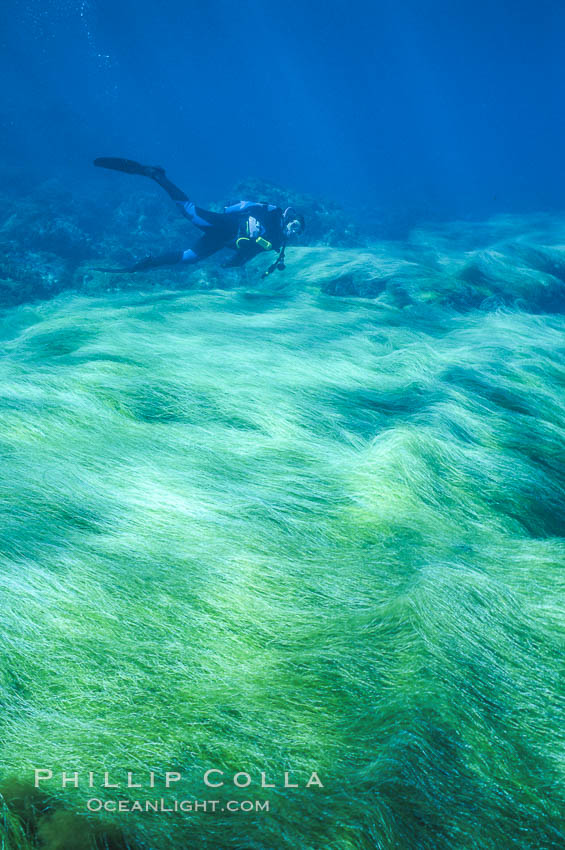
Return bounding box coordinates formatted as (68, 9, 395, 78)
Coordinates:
(2, 0, 565, 221)
(1, 5, 565, 850)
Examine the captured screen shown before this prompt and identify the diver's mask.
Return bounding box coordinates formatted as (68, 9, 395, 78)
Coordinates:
(285, 219, 302, 237)
(283, 207, 305, 239)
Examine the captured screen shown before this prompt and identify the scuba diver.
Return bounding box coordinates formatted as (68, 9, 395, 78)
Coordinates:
(93, 158, 305, 277)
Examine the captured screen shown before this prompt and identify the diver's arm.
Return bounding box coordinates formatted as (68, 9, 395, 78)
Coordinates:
(223, 200, 279, 216)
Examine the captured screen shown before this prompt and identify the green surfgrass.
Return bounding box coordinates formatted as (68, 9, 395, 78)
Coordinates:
(0, 229, 564, 849)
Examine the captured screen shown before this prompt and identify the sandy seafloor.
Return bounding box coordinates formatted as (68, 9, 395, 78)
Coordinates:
(0, 206, 564, 849)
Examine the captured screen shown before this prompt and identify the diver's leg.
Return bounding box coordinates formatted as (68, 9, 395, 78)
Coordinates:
(146, 167, 189, 202)
(93, 157, 233, 230)
(98, 228, 228, 273)
(181, 231, 227, 262)
(93, 157, 189, 202)
(137, 174, 227, 226)
(177, 200, 227, 229)
(125, 251, 184, 272)
(128, 231, 226, 272)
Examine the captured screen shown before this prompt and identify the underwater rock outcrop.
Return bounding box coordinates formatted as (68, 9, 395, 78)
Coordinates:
(2, 178, 565, 320)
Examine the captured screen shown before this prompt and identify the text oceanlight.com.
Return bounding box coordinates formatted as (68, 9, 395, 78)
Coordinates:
(86, 798, 270, 813)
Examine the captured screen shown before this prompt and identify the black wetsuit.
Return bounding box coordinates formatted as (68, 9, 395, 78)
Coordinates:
(177, 199, 285, 267)
(127, 167, 286, 271)
(93, 159, 290, 273)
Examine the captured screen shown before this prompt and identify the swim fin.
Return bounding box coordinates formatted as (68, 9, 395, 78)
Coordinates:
(92, 266, 129, 273)
(93, 157, 164, 178)
(93, 251, 183, 274)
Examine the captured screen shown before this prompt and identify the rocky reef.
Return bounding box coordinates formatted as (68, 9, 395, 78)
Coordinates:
(1, 177, 565, 318)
